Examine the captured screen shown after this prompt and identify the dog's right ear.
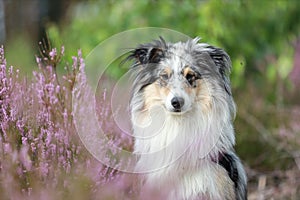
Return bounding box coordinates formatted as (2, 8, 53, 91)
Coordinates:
(128, 47, 164, 66)
(132, 48, 151, 65)
(126, 37, 167, 66)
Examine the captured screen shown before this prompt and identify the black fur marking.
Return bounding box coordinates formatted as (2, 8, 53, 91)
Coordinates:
(131, 47, 164, 64)
(148, 48, 164, 63)
(126, 37, 167, 66)
(133, 48, 149, 64)
(218, 152, 239, 189)
(205, 46, 232, 95)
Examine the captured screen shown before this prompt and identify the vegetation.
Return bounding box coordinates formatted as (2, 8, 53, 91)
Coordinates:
(1, 0, 300, 199)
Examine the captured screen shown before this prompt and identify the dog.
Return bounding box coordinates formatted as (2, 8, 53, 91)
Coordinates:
(126, 37, 247, 200)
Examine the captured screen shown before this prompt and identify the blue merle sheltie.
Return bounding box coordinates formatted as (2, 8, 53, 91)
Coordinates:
(126, 37, 247, 200)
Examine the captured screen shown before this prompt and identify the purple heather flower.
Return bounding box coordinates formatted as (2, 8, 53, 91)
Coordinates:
(3, 143, 12, 154)
(49, 48, 57, 60)
(19, 145, 32, 171)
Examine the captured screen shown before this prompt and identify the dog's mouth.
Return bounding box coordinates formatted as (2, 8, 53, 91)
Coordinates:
(167, 107, 190, 115)
(173, 108, 182, 113)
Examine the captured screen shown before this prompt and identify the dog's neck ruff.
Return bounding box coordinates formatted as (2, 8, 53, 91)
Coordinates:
(132, 106, 235, 173)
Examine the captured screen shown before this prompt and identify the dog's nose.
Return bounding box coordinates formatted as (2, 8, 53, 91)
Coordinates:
(171, 97, 184, 111)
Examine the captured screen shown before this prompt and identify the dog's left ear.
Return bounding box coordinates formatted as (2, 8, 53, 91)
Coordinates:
(207, 46, 232, 95)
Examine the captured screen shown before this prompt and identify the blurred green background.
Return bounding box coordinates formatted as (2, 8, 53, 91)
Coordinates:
(1, 0, 300, 198)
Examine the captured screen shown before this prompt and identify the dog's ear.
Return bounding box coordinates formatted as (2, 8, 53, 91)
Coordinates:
(126, 37, 166, 66)
(131, 48, 148, 64)
(131, 47, 164, 65)
(207, 46, 232, 95)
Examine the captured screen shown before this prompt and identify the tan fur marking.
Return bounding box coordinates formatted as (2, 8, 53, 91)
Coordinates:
(184, 83, 194, 95)
(182, 67, 194, 77)
(143, 81, 170, 110)
(164, 67, 172, 76)
(144, 83, 160, 110)
(195, 79, 212, 113)
(159, 67, 172, 80)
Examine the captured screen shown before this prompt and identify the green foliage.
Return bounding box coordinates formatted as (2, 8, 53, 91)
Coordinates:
(5, 35, 36, 75)
(48, 0, 300, 87)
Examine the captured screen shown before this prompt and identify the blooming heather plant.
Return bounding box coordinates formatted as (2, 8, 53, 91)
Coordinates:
(0, 45, 139, 200)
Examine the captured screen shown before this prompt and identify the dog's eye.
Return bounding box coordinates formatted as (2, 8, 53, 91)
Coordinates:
(186, 73, 197, 87)
(160, 73, 169, 81)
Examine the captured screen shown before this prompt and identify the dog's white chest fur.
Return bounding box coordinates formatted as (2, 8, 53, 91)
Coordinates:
(142, 160, 235, 200)
(132, 109, 235, 199)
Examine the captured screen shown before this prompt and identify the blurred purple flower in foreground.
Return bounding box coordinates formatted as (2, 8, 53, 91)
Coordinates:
(0, 46, 139, 200)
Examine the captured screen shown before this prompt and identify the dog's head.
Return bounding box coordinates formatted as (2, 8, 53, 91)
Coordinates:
(127, 37, 235, 119)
